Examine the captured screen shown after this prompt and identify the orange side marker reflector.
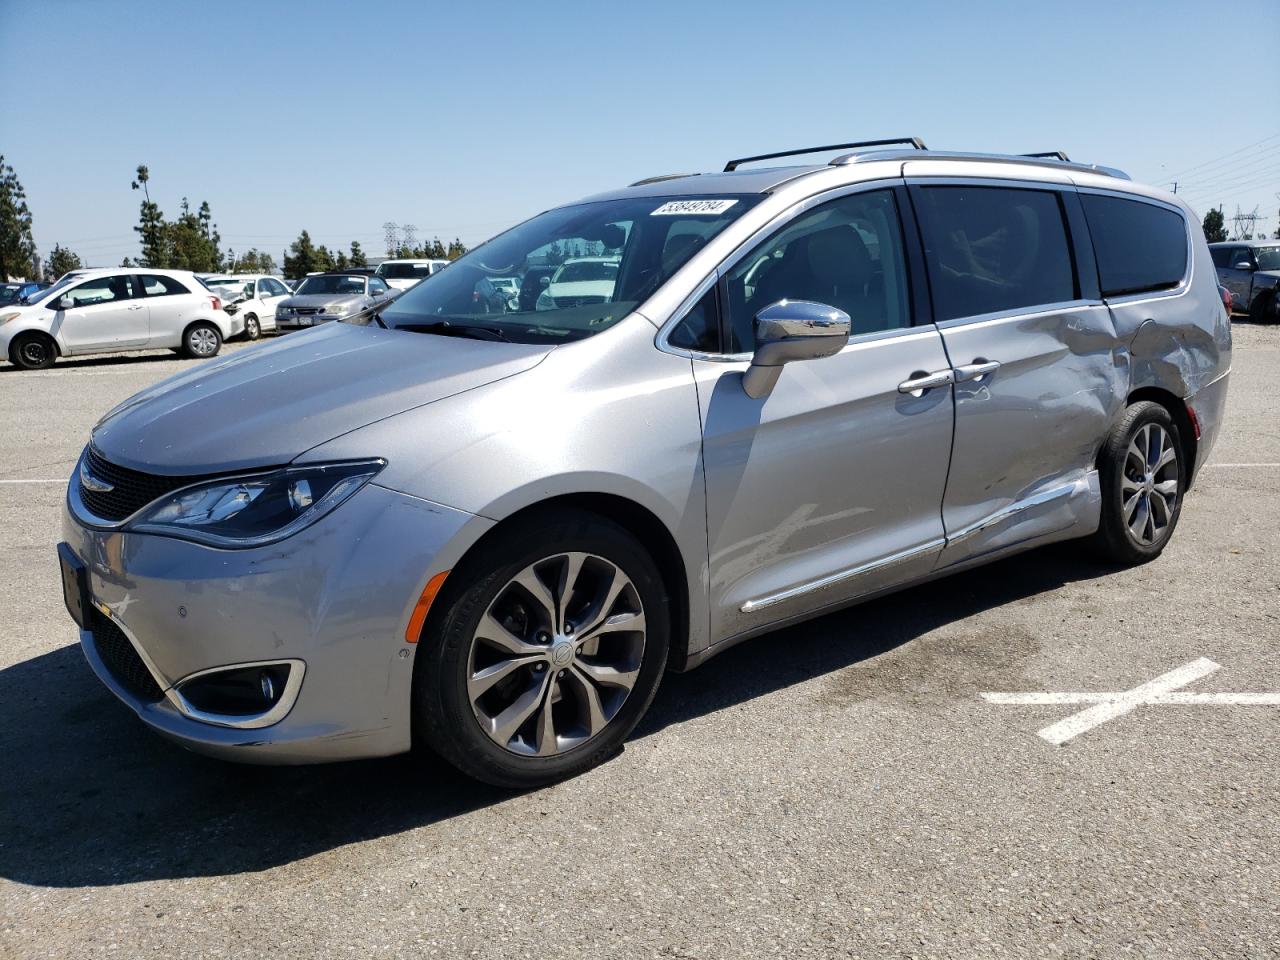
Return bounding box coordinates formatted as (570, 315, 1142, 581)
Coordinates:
(405, 570, 449, 644)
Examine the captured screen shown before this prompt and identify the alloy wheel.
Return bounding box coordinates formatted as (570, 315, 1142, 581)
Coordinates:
(467, 552, 646, 757)
(1121, 423, 1178, 545)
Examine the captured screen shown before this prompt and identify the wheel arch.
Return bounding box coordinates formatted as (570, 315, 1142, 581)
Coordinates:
(421, 491, 694, 673)
(7, 327, 61, 365)
(1124, 386, 1199, 488)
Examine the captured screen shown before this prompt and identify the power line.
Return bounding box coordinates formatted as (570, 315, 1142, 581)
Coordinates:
(1164, 132, 1280, 181)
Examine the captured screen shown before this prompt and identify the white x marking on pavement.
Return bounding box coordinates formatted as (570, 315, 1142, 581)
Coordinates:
(981, 658, 1280, 745)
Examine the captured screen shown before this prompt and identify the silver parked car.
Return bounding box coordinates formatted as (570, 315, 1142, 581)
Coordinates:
(274, 272, 396, 330)
(59, 139, 1231, 787)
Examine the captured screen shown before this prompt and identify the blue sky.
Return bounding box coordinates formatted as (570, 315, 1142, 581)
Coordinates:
(2, 0, 1277, 267)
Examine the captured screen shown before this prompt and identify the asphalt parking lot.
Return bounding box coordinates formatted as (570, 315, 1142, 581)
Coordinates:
(1, 326, 1277, 959)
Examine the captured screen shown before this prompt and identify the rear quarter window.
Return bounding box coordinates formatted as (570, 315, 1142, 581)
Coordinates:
(1080, 195, 1188, 298)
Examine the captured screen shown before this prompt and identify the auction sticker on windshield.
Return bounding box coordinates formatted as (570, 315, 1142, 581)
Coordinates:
(651, 199, 739, 216)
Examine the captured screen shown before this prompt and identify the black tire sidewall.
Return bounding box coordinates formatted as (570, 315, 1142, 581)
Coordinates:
(244, 315, 260, 340)
(10, 332, 56, 370)
(414, 510, 670, 788)
(1094, 401, 1185, 563)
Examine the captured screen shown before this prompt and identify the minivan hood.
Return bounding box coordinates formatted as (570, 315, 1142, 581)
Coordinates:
(91, 322, 552, 474)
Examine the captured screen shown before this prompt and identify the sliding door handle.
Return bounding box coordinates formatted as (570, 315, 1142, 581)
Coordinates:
(897, 369, 954, 397)
(953, 359, 1001, 383)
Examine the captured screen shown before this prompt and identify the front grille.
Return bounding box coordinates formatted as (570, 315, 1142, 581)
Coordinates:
(554, 296, 606, 309)
(295, 307, 321, 315)
(79, 446, 211, 523)
(89, 607, 164, 702)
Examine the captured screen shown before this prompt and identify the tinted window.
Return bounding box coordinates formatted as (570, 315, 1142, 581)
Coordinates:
(1255, 246, 1280, 271)
(723, 189, 911, 352)
(297, 275, 366, 295)
(62, 275, 133, 307)
(140, 274, 190, 297)
(1209, 247, 1234, 269)
(914, 186, 1075, 321)
(668, 287, 720, 352)
(1080, 194, 1187, 297)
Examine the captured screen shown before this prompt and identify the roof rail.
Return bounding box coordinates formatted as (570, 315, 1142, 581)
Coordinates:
(831, 148, 1130, 181)
(724, 137, 927, 172)
(629, 172, 700, 187)
(1021, 151, 1071, 161)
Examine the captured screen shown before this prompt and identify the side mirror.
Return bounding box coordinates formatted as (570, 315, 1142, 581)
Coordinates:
(742, 300, 850, 399)
(1232, 260, 1254, 271)
(58, 297, 74, 310)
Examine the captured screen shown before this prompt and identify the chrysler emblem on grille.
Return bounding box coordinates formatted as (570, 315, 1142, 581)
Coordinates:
(79, 459, 114, 493)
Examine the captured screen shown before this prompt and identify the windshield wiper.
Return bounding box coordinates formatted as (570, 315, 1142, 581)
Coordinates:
(394, 320, 512, 342)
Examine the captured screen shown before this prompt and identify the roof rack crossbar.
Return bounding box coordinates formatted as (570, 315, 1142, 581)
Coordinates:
(1021, 151, 1071, 162)
(724, 137, 927, 172)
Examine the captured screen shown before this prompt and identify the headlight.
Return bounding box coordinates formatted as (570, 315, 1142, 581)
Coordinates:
(276, 306, 294, 317)
(320, 303, 351, 317)
(0, 311, 21, 325)
(129, 460, 385, 548)
(535, 291, 554, 311)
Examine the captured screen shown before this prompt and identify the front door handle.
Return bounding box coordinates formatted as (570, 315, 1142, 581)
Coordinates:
(953, 359, 1001, 383)
(127, 303, 144, 311)
(897, 369, 955, 397)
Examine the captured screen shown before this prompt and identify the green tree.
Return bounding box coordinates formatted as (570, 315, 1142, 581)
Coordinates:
(0, 156, 37, 279)
(334, 250, 350, 271)
(167, 197, 222, 272)
(427, 237, 447, 259)
(349, 241, 367, 267)
(283, 230, 320, 278)
(314, 244, 335, 273)
(120, 256, 134, 267)
(46, 244, 82, 279)
(446, 237, 467, 260)
(1202, 207, 1227, 244)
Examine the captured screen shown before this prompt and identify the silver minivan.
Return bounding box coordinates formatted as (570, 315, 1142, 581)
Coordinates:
(59, 140, 1231, 787)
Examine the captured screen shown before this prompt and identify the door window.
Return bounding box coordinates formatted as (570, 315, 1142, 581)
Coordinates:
(1079, 194, 1188, 297)
(668, 287, 721, 352)
(1210, 246, 1235, 269)
(139, 274, 191, 297)
(63, 275, 134, 307)
(369, 278, 389, 295)
(913, 186, 1076, 321)
(723, 189, 911, 352)
(261, 278, 288, 297)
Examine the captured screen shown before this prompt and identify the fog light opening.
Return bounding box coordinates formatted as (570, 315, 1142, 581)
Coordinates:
(177, 662, 292, 717)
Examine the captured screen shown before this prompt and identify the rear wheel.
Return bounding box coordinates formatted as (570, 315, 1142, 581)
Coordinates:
(242, 314, 261, 340)
(181, 322, 222, 359)
(1090, 401, 1184, 564)
(9, 332, 57, 370)
(413, 510, 669, 788)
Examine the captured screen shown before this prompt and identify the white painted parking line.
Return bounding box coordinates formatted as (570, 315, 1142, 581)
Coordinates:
(1205, 463, 1280, 468)
(981, 659, 1280, 745)
(0, 479, 66, 484)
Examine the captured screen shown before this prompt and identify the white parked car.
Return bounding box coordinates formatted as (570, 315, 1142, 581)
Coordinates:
(374, 258, 450, 291)
(0, 268, 237, 370)
(535, 256, 620, 310)
(200, 274, 291, 339)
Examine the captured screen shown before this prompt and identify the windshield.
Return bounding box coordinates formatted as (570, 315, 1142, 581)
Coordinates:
(1255, 246, 1280, 271)
(33, 275, 78, 304)
(0, 286, 20, 305)
(553, 260, 618, 283)
(376, 263, 433, 279)
(296, 275, 366, 295)
(380, 195, 762, 342)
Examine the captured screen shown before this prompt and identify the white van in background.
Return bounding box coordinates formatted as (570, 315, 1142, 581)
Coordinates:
(374, 258, 450, 291)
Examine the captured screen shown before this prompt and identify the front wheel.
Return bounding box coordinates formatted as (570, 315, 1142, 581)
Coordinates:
(413, 510, 669, 788)
(1089, 401, 1185, 564)
(242, 314, 261, 340)
(9, 332, 57, 370)
(1250, 291, 1277, 324)
(181, 322, 222, 359)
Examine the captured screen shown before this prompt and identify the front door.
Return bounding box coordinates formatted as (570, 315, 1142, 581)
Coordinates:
(694, 187, 955, 642)
(1220, 246, 1255, 311)
(53, 274, 148, 353)
(908, 181, 1122, 567)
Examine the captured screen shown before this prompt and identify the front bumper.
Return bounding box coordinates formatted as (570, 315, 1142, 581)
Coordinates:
(61, 482, 489, 763)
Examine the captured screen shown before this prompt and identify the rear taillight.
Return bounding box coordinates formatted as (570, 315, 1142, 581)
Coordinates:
(1219, 285, 1232, 314)
(209, 296, 222, 311)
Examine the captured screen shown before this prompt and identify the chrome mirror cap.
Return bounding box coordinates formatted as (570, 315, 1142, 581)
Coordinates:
(743, 300, 851, 399)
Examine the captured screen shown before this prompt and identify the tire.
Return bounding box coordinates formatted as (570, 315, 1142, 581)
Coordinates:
(181, 322, 222, 359)
(9, 332, 57, 370)
(413, 509, 669, 788)
(242, 314, 261, 340)
(1249, 290, 1276, 324)
(1089, 401, 1185, 565)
